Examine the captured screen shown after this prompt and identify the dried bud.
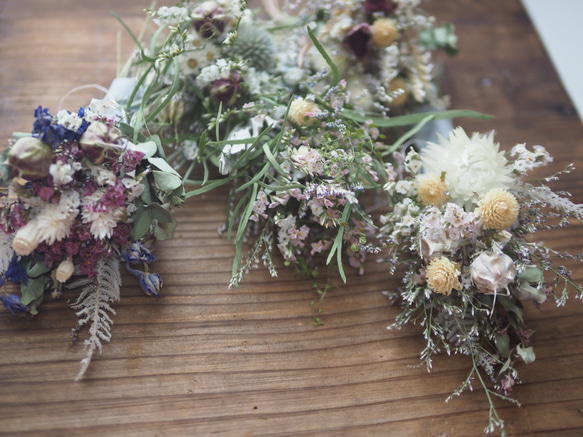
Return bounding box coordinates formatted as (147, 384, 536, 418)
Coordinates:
(192, 1, 227, 39)
(8, 137, 53, 180)
(78, 121, 123, 164)
(161, 98, 185, 124)
(365, 0, 398, 15)
(12, 219, 42, 256)
(470, 252, 516, 295)
(211, 70, 243, 106)
(55, 257, 75, 283)
(343, 24, 373, 60)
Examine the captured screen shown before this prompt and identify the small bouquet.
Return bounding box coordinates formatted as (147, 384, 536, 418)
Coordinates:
(0, 101, 184, 379)
(380, 126, 583, 435)
(111, 0, 467, 287)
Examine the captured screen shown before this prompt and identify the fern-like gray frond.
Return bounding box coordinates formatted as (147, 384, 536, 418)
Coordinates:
(70, 256, 121, 381)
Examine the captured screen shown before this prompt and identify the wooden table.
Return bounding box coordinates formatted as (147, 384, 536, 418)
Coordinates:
(1, 1, 583, 435)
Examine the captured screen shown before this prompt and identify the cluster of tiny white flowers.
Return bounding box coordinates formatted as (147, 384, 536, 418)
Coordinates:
(151, 6, 191, 27)
(509, 143, 553, 174)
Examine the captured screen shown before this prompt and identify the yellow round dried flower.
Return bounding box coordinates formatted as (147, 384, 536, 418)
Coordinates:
(372, 18, 399, 48)
(426, 257, 461, 296)
(289, 97, 321, 126)
(389, 77, 409, 107)
(479, 188, 519, 230)
(416, 175, 448, 206)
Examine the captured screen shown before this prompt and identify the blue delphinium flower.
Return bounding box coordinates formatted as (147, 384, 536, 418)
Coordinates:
(0, 294, 29, 315)
(125, 263, 163, 298)
(122, 242, 156, 265)
(5, 255, 28, 284)
(33, 106, 66, 148)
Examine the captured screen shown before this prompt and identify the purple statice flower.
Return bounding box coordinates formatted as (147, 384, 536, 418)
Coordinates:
(123, 242, 156, 265)
(112, 223, 132, 247)
(0, 294, 29, 315)
(37, 240, 65, 269)
(103, 180, 128, 208)
(120, 149, 145, 174)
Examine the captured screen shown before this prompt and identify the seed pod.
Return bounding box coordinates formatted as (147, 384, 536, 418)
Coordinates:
(8, 137, 53, 180)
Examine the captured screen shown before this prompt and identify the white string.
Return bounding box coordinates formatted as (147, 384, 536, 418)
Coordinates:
(58, 84, 110, 111)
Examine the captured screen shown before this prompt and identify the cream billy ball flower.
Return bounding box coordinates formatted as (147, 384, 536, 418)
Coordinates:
(426, 257, 461, 296)
(470, 252, 516, 295)
(479, 188, 519, 230)
(416, 175, 448, 206)
(372, 18, 399, 48)
(420, 127, 514, 207)
(289, 97, 321, 126)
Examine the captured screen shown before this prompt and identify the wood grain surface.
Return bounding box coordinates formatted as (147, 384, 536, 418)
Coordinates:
(1, 1, 583, 436)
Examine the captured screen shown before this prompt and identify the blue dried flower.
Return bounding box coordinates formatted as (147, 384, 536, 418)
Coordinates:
(125, 264, 163, 298)
(33, 106, 65, 148)
(123, 242, 156, 265)
(0, 294, 29, 315)
(5, 255, 28, 284)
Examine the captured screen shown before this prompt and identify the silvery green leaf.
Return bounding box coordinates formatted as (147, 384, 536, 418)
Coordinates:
(517, 345, 536, 365)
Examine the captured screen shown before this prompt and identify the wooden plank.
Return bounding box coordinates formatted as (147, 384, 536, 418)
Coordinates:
(0, 1, 582, 436)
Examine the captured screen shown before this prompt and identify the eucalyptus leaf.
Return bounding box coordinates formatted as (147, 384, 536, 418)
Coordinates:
(153, 214, 177, 240)
(148, 203, 174, 224)
(517, 345, 536, 365)
(132, 206, 152, 240)
(135, 140, 158, 159)
(148, 157, 181, 177)
(20, 276, 49, 306)
(152, 170, 183, 191)
(27, 261, 51, 279)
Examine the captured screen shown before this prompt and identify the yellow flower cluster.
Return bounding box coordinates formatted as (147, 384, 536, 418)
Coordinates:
(479, 188, 519, 230)
(426, 257, 461, 295)
(372, 18, 399, 48)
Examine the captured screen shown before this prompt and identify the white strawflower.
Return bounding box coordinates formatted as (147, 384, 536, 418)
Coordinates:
(50, 161, 75, 186)
(421, 127, 514, 207)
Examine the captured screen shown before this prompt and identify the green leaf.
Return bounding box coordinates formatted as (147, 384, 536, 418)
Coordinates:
(26, 261, 51, 279)
(495, 334, 511, 358)
(153, 212, 178, 240)
(152, 170, 183, 191)
(517, 345, 536, 365)
(20, 276, 49, 306)
(135, 140, 158, 159)
(148, 203, 174, 224)
(307, 26, 339, 88)
(148, 157, 181, 177)
(342, 108, 494, 128)
(185, 177, 230, 197)
(132, 206, 152, 240)
(383, 114, 435, 156)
